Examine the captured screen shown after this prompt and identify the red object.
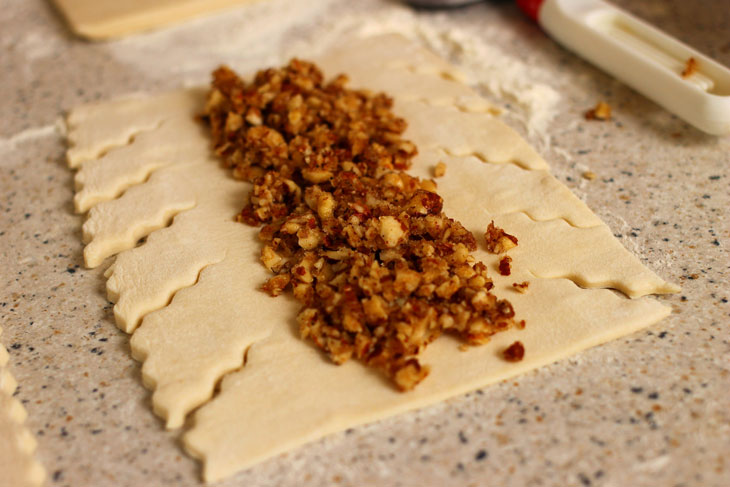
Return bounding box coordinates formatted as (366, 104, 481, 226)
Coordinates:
(516, 0, 545, 22)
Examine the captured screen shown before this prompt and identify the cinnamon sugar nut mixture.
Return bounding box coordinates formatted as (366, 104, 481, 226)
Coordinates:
(202, 60, 521, 390)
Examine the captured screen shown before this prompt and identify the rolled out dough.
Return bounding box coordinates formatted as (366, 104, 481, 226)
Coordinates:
(0, 327, 46, 487)
(66, 34, 679, 482)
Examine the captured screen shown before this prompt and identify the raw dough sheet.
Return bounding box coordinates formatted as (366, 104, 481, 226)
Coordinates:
(65, 34, 678, 482)
(0, 327, 45, 487)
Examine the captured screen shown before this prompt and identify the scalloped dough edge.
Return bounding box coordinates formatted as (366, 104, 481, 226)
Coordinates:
(0, 327, 46, 487)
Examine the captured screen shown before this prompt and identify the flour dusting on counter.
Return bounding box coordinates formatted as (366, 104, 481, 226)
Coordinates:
(0, 120, 63, 155)
(104, 0, 560, 149)
(106, 0, 337, 82)
(283, 5, 562, 146)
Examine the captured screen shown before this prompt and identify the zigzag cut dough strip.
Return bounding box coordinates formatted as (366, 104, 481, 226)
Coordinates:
(0, 327, 46, 487)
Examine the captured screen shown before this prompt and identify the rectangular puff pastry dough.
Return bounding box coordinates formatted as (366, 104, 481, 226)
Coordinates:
(65, 34, 678, 482)
(0, 327, 45, 487)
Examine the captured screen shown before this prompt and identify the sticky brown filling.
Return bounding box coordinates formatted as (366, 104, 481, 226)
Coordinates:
(202, 60, 521, 390)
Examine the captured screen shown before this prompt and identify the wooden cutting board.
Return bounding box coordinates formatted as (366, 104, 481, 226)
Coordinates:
(51, 0, 258, 40)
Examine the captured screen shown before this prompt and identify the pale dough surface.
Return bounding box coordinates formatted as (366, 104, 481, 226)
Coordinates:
(51, 0, 257, 40)
(65, 34, 678, 482)
(0, 327, 45, 487)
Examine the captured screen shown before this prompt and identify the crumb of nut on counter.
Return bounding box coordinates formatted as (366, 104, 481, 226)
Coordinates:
(582, 170, 597, 181)
(681, 57, 698, 78)
(201, 60, 523, 391)
(584, 101, 611, 121)
(484, 221, 518, 254)
(502, 341, 525, 362)
(433, 161, 447, 178)
(512, 281, 529, 294)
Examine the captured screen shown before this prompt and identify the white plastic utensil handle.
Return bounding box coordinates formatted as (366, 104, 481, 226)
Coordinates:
(528, 0, 730, 135)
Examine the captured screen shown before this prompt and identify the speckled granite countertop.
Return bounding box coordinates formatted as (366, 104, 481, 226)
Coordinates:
(1, 0, 728, 486)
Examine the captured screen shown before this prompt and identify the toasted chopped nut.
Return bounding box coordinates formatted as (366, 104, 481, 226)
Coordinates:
(394, 267, 422, 295)
(302, 168, 334, 183)
(323, 248, 351, 260)
(225, 112, 243, 133)
(582, 171, 597, 180)
(585, 101, 611, 121)
(433, 161, 447, 178)
(498, 256, 512, 276)
(485, 221, 518, 254)
(420, 179, 438, 192)
(245, 106, 263, 126)
(262, 274, 290, 296)
(436, 275, 461, 299)
(314, 189, 336, 219)
(407, 190, 442, 215)
(681, 57, 698, 78)
(381, 172, 404, 188)
(512, 281, 530, 293)
(297, 227, 322, 250)
(471, 290, 491, 309)
(379, 216, 406, 248)
(317, 198, 335, 219)
(362, 295, 388, 322)
(203, 61, 522, 390)
(261, 245, 284, 272)
(205, 88, 225, 112)
(503, 341, 525, 362)
(394, 360, 430, 391)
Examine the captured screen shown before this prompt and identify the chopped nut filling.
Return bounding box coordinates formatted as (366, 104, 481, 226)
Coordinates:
(433, 161, 447, 178)
(512, 281, 529, 293)
(502, 341, 525, 362)
(585, 101, 611, 121)
(203, 61, 521, 390)
(484, 221, 518, 254)
(498, 256, 512, 276)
